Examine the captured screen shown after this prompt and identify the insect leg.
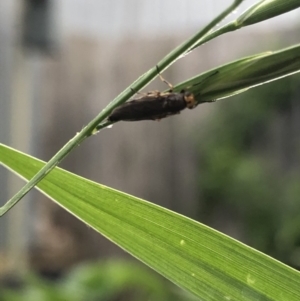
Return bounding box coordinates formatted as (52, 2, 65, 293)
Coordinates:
(156, 65, 174, 91)
(130, 87, 161, 99)
(130, 87, 148, 97)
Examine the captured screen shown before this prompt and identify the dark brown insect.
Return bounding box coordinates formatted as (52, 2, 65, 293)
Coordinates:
(108, 90, 196, 122)
(108, 69, 196, 122)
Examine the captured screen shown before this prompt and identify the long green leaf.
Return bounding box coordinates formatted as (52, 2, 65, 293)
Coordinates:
(173, 43, 300, 104)
(1, 143, 300, 301)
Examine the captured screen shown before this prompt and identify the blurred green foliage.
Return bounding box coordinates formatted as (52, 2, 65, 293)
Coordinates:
(0, 260, 192, 301)
(197, 73, 300, 269)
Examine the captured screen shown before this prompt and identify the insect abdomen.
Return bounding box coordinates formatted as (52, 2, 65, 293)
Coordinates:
(108, 93, 187, 122)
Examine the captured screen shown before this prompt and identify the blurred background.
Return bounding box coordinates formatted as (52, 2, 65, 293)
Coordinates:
(0, 0, 300, 300)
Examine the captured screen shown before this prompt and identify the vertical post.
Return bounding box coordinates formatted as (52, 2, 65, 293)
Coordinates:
(6, 0, 32, 273)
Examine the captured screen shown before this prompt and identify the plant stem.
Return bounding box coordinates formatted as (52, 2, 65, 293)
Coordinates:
(0, 0, 244, 216)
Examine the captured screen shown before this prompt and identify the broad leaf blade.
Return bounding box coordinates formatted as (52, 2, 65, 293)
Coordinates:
(1, 143, 300, 301)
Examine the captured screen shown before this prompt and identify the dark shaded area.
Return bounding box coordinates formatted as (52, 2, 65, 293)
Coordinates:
(22, 0, 53, 52)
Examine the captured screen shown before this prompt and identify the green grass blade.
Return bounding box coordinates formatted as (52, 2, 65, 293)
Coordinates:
(173, 43, 300, 104)
(191, 0, 300, 50)
(237, 0, 300, 26)
(1, 143, 300, 301)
